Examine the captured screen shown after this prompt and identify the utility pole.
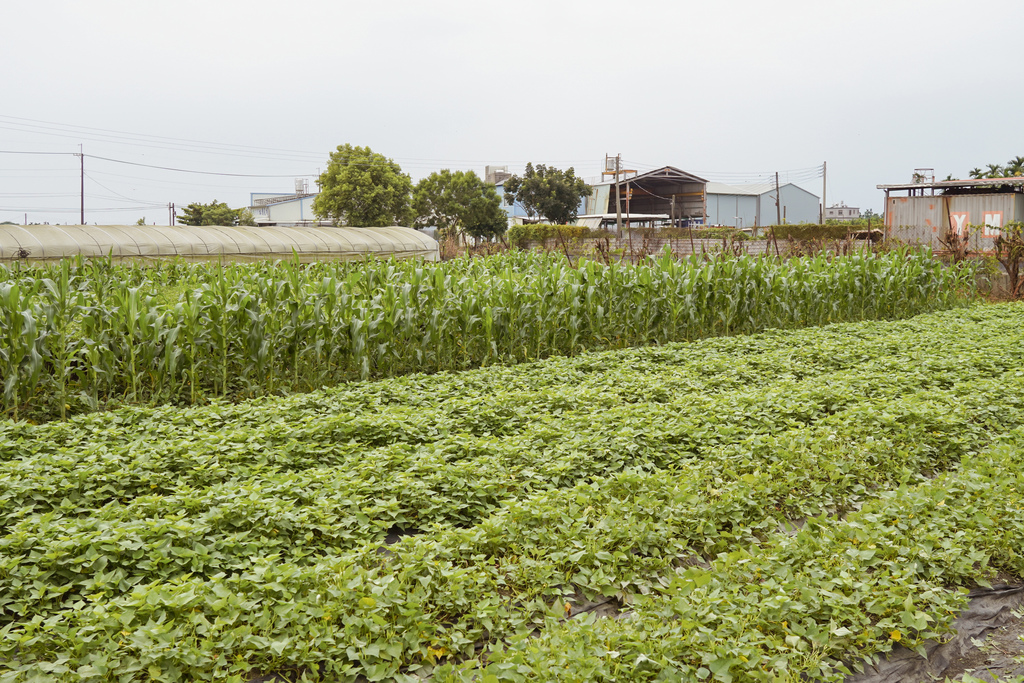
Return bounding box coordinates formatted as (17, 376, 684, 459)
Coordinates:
(615, 154, 623, 237)
(775, 171, 782, 227)
(821, 161, 827, 224)
(168, 203, 176, 226)
(772, 172, 782, 257)
(77, 144, 84, 225)
(625, 178, 634, 258)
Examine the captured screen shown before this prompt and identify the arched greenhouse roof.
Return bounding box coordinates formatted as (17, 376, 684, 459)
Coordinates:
(0, 225, 439, 263)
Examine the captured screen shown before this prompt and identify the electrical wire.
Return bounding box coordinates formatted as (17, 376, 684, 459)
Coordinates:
(82, 154, 315, 178)
(85, 172, 164, 205)
(1, 118, 602, 169)
(0, 205, 167, 213)
(0, 150, 76, 156)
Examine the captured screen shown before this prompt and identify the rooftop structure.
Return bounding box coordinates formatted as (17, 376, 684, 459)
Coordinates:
(877, 177, 1024, 194)
(250, 186, 320, 226)
(877, 176, 1024, 249)
(824, 202, 861, 221)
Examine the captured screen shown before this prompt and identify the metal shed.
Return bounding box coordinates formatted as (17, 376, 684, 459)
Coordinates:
(0, 225, 439, 263)
(705, 182, 821, 228)
(585, 167, 708, 226)
(878, 177, 1024, 250)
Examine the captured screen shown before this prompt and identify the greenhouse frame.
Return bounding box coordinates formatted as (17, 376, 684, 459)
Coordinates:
(0, 225, 439, 263)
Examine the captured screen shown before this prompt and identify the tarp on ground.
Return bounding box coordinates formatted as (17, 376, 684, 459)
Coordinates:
(846, 585, 1024, 683)
(0, 225, 439, 263)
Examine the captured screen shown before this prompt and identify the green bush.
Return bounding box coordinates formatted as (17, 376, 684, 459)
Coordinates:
(507, 224, 590, 247)
(769, 223, 853, 241)
(510, 225, 750, 246)
(661, 227, 750, 241)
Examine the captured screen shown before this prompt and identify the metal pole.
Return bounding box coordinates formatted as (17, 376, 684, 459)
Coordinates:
(79, 145, 84, 225)
(883, 189, 889, 234)
(775, 171, 782, 226)
(772, 172, 782, 257)
(615, 154, 623, 238)
(821, 161, 826, 224)
(626, 180, 633, 259)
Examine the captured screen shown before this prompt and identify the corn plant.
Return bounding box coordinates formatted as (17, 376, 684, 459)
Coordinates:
(0, 250, 974, 420)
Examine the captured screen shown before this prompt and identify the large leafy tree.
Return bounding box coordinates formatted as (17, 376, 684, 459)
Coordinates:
(412, 170, 507, 241)
(177, 200, 248, 226)
(313, 144, 412, 227)
(502, 163, 591, 225)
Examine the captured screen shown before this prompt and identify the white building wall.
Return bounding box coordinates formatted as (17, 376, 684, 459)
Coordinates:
(758, 184, 821, 225)
(706, 193, 759, 227)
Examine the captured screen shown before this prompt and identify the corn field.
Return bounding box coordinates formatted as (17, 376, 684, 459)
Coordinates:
(0, 250, 973, 420)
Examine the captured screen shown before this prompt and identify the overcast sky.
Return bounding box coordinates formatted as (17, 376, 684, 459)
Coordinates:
(2, 0, 1022, 225)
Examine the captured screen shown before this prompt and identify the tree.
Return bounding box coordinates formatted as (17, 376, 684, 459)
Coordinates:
(985, 163, 1005, 178)
(965, 157, 1023, 180)
(135, 217, 147, 226)
(502, 163, 591, 226)
(236, 208, 257, 226)
(994, 221, 1024, 298)
(313, 144, 412, 227)
(464, 205, 509, 242)
(412, 169, 506, 241)
(1006, 156, 1024, 177)
(177, 200, 246, 226)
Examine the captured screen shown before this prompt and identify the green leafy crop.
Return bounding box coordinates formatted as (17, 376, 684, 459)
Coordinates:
(0, 304, 1021, 681)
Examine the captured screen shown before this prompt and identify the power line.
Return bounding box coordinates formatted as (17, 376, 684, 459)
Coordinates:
(84, 154, 316, 178)
(87, 170, 267, 190)
(0, 118, 601, 168)
(0, 150, 76, 156)
(0, 205, 166, 213)
(0, 123, 327, 164)
(85, 172, 164, 205)
(0, 119, 324, 157)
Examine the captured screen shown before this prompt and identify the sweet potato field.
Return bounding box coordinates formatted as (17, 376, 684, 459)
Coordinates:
(1, 303, 1023, 682)
(0, 250, 970, 420)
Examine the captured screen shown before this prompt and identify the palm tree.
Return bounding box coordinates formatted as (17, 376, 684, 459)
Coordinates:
(985, 163, 1005, 179)
(1005, 156, 1024, 177)
(969, 167, 984, 179)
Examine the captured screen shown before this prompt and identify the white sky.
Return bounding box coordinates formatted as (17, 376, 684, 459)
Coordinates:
(2, 0, 1022, 225)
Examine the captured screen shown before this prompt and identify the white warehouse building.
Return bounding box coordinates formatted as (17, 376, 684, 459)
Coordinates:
(705, 182, 820, 229)
(251, 181, 320, 226)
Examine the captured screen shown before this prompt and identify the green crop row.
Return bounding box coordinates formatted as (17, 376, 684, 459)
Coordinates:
(0, 249, 972, 421)
(444, 438, 1024, 682)
(0, 304, 1021, 681)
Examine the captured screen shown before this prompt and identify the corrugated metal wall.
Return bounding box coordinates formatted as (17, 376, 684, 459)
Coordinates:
(758, 185, 821, 225)
(886, 193, 1023, 249)
(706, 193, 758, 227)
